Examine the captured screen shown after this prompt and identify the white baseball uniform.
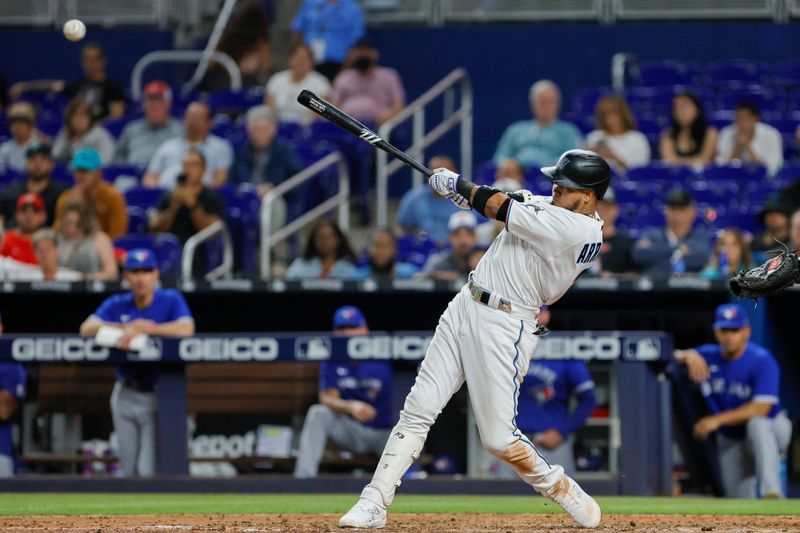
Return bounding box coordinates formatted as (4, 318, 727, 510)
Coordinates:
(363, 194, 604, 506)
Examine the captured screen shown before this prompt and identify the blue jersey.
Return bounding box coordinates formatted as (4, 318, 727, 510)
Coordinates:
(695, 342, 781, 439)
(320, 361, 393, 429)
(92, 289, 194, 384)
(516, 360, 596, 437)
(0, 364, 26, 459)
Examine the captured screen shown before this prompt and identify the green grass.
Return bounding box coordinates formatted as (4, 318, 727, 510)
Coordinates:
(0, 494, 798, 517)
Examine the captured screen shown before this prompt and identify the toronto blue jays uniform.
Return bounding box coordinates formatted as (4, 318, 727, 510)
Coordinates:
(0, 364, 26, 477)
(294, 306, 393, 478)
(691, 304, 792, 498)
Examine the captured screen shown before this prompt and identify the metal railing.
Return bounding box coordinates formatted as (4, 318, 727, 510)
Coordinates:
(375, 68, 472, 227)
(260, 152, 350, 278)
(443, 0, 602, 21)
(181, 220, 233, 281)
(612, 0, 778, 20)
(130, 50, 241, 100)
(181, 0, 238, 95)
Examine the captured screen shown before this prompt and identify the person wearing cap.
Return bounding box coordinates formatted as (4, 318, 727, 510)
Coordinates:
(0, 102, 45, 174)
(0, 193, 47, 265)
(53, 147, 128, 239)
(294, 306, 393, 478)
(397, 155, 464, 244)
(115, 81, 182, 165)
(291, 0, 365, 81)
(143, 101, 233, 189)
(632, 189, 710, 275)
(493, 80, 583, 168)
(674, 304, 791, 498)
(330, 39, 405, 126)
(593, 187, 636, 275)
(422, 211, 479, 281)
(750, 193, 792, 259)
(0, 145, 67, 230)
(79, 248, 195, 477)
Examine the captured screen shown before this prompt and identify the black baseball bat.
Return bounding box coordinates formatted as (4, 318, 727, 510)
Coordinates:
(297, 89, 433, 177)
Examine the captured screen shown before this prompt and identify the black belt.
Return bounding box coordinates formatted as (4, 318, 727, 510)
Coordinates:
(120, 379, 155, 393)
(468, 276, 549, 336)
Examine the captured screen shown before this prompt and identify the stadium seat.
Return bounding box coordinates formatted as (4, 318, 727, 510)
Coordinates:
(571, 87, 616, 114)
(125, 187, 167, 210)
(635, 60, 702, 87)
(773, 60, 800, 88)
(51, 164, 73, 185)
(277, 121, 305, 142)
(103, 116, 133, 139)
(0, 168, 24, 186)
(126, 206, 148, 234)
(396, 233, 438, 268)
(700, 164, 767, 184)
(709, 212, 761, 233)
(715, 86, 781, 113)
(473, 161, 497, 185)
(105, 163, 146, 187)
(36, 117, 62, 137)
(207, 88, 265, 115)
(113, 233, 182, 280)
(213, 184, 261, 274)
(625, 163, 696, 188)
(708, 59, 769, 87)
(774, 164, 800, 188)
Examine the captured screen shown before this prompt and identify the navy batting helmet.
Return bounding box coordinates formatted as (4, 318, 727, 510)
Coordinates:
(541, 149, 612, 200)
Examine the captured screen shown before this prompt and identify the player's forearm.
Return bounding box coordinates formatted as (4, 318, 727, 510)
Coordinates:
(714, 402, 772, 427)
(0, 392, 18, 421)
(319, 390, 353, 415)
(151, 320, 195, 337)
(79, 317, 109, 337)
(455, 178, 508, 220)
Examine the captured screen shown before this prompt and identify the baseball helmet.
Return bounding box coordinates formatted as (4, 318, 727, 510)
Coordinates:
(541, 149, 612, 200)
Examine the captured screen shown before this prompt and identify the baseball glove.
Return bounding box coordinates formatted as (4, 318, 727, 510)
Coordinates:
(729, 250, 800, 298)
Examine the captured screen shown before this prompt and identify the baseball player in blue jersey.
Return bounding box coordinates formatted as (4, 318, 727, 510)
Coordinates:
(79, 248, 195, 477)
(294, 306, 393, 478)
(0, 362, 26, 477)
(674, 303, 792, 498)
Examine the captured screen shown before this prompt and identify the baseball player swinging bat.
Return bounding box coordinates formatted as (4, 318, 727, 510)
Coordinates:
(297, 89, 433, 177)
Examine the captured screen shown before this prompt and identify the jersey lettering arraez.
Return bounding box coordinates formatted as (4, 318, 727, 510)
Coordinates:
(472, 195, 603, 314)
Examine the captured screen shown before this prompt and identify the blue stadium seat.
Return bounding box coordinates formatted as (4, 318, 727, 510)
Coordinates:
(709, 212, 761, 233)
(103, 116, 133, 139)
(105, 163, 146, 187)
(700, 164, 767, 184)
(473, 161, 497, 185)
(113, 233, 182, 280)
(19, 91, 67, 118)
(210, 113, 233, 138)
(0, 168, 24, 186)
(126, 206, 148, 234)
(51, 164, 73, 185)
(571, 87, 616, 114)
(625, 163, 696, 188)
(212, 184, 261, 274)
(277, 121, 305, 142)
(774, 60, 800, 88)
(635, 60, 702, 87)
(715, 86, 781, 113)
(396, 233, 438, 268)
(774, 164, 800, 188)
(708, 59, 769, 87)
(207, 88, 265, 115)
(36, 117, 62, 137)
(125, 187, 167, 210)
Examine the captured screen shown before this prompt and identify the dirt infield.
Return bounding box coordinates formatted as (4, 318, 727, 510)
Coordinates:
(1, 514, 798, 532)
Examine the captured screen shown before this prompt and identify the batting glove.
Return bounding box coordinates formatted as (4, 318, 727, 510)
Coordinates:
(429, 168, 471, 210)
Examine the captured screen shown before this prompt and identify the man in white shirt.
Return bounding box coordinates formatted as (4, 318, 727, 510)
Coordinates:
(143, 102, 232, 189)
(717, 101, 783, 176)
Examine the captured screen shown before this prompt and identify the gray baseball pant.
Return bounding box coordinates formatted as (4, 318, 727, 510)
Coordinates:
(717, 412, 792, 498)
(110, 382, 158, 477)
(294, 404, 391, 478)
(489, 436, 576, 478)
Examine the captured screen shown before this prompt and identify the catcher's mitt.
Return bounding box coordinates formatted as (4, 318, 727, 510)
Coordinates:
(729, 250, 800, 298)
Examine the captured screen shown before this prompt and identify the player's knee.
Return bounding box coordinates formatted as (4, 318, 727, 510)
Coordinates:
(746, 416, 770, 437)
(481, 435, 516, 460)
(487, 439, 537, 473)
(305, 404, 335, 425)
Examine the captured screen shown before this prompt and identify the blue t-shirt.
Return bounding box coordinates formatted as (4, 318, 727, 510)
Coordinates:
(0, 364, 26, 459)
(517, 360, 596, 437)
(92, 289, 194, 384)
(695, 342, 781, 439)
(291, 0, 364, 63)
(396, 185, 464, 244)
(320, 361, 392, 429)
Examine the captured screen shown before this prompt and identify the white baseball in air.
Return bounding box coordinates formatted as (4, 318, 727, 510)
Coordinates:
(63, 19, 86, 42)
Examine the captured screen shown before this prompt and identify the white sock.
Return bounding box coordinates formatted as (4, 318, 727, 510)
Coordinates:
(367, 425, 425, 506)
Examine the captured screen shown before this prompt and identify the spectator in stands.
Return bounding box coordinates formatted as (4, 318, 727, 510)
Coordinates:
(0, 102, 44, 173)
(115, 81, 182, 165)
(79, 248, 195, 477)
(230, 106, 303, 198)
(330, 39, 405, 126)
(396, 155, 463, 244)
(674, 304, 791, 498)
(0, 145, 66, 230)
(57, 202, 117, 280)
(586, 94, 650, 171)
(31, 228, 81, 281)
(356, 228, 418, 281)
(286, 218, 358, 280)
(659, 92, 718, 168)
(423, 211, 478, 281)
(594, 187, 636, 275)
(54, 148, 128, 239)
(0, 359, 25, 477)
(632, 190, 709, 275)
(52, 99, 116, 165)
(717, 101, 783, 176)
(493, 79, 583, 167)
(291, 0, 365, 81)
(266, 44, 331, 125)
(751, 195, 792, 258)
(148, 150, 226, 277)
(294, 306, 392, 478)
(700, 228, 755, 280)
(9, 43, 126, 119)
(0, 193, 46, 265)
(208, 1, 272, 90)
(143, 102, 233, 189)
(791, 208, 800, 251)
(476, 162, 526, 246)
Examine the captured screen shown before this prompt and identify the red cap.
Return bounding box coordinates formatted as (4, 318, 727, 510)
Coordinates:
(16, 192, 45, 212)
(143, 80, 172, 101)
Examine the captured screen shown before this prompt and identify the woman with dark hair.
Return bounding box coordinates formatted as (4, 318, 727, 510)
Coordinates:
(585, 94, 650, 171)
(52, 99, 115, 164)
(206, 1, 272, 89)
(659, 92, 718, 167)
(355, 228, 418, 281)
(57, 201, 118, 280)
(286, 219, 358, 280)
(700, 227, 755, 280)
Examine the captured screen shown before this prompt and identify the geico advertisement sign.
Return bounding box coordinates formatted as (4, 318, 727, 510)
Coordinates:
(534, 335, 621, 360)
(179, 337, 279, 361)
(347, 335, 431, 360)
(12, 338, 109, 361)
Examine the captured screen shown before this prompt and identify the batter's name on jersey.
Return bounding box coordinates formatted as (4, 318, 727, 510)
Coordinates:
(576, 242, 602, 264)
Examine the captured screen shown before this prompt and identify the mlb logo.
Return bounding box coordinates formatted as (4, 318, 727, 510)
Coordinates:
(623, 337, 661, 361)
(295, 337, 331, 361)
